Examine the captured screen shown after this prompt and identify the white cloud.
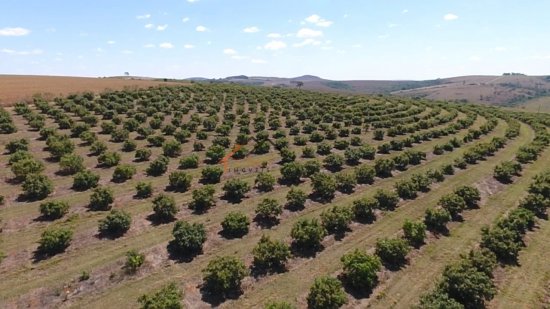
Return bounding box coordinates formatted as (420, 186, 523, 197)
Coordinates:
(223, 48, 237, 55)
(182, 17, 190, 23)
(402, 9, 409, 14)
(159, 42, 174, 49)
(0, 27, 30, 36)
(264, 40, 287, 50)
(243, 26, 260, 33)
(144, 44, 155, 48)
(494, 46, 507, 52)
(378, 34, 389, 39)
(0, 48, 42, 55)
(251, 59, 267, 64)
(296, 28, 323, 38)
(184, 44, 194, 49)
(196, 25, 208, 32)
(145, 23, 154, 29)
(136, 14, 151, 19)
(388, 23, 398, 28)
(469, 55, 481, 61)
(156, 24, 168, 31)
(231, 55, 247, 60)
(187, 0, 198, 2)
(107, 40, 116, 45)
(267, 33, 282, 38)
(444, 13, 458, 21)
(96, 47, 104, 53)
(293, 39, 321, 47)
(304, 14, 333, 27)
(121, 50, 133, 54)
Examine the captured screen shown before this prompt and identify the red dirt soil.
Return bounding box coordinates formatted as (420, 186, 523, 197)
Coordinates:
(0, 75, 185, 106)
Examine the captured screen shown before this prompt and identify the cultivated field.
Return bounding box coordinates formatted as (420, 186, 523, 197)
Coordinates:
(0, 83, 549, 308)
(0, 75, 181, 107)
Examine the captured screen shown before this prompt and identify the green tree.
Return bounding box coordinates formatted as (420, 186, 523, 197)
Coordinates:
(374, 158, 394, 177)
(59, 153, 84, 175)
(320, 205, 353, 235)
(171, 220, 207, 253)
(39, 200, 70, 220)
(307, 276, 348, 309)
(341, 249, 382, 291)
(424, 208, 452, 232)
(23, 173, 53, 200)
(280, 162, 304, 184)
(290, 218, 326, 250)
(98, 209, 132, 237)
(252, 235, 291, 272)
(152, 194, 178, 222)
(168, 171, 193, 192)
(222, 179, 250, 201)
(138, 282, 183, 309)
(147, 155, 170, 176)
(135, 181, 153, 198)
(73, 170, 100, 191)
(255, 172, 276, 192)
(38, 227, 73, 256)
(221, 211, 250, 238)
(375, 237, 410, 268)
(112, 164, 137, 182)
(352, 197, 378, 222)
(285, 186, 307, 210)
(201, 166, 224, 184)
(125, 250, 145, 273)
(205, 145, 226, 163)
(202, 256, 248, 296)
(311, 173, 337, 200)
(189, 185, 216, 212)
(11, 158, 45, 179)
(402, 219, 427, 247)
(373, 189, 400, 210)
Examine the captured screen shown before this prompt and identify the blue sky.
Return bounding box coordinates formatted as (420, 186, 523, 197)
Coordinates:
(1, 0, 549, 80)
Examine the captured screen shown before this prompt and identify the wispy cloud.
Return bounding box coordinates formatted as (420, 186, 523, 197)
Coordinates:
(293, 39, 321, 47)
(143, 44, 155, 48)
(136, 14, 151, 20)
(1, 48, 42, 55)
(182, 17, 190, 23)
(402, 9, 409, 14)
(304, 14, 333, 27)
(264, 40, 287, 50)
(196, 25, 208, 32)
(0, 27, 30, 36)
(267, 33, 281, 38)
(243, 26, 260, 33)
(145, 23, 154, 29)
(156, 24, 168, 31)
(444, 13, 458, 21)
(187, 0, 199, 2)
(223, 48, 237, 55)
(159, 42, 174, 49)
(184, 44, 194, 49)
(121, 50, 133, 54)
(296, 28, 323, 38)
(251, 59, 267, 64)
(107, 40, 116, 45)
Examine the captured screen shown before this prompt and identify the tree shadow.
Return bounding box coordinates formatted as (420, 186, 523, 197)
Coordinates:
(308, 192, 334, 204)
(250, 263, 287, 279)
(290, 242, 324, 258)
(199, 284, 243, 307)
(285, 202, 305, 212)
(427, 226, 450, 237)
(381, 259, 408, 271)
(221, 194, 246, 204)
(338, 274, 376, 299)
(146, 213, 175, 226)
(218, 229, 248, 240)
(254, 216, 280, 229)
(166, 241, 202, 263)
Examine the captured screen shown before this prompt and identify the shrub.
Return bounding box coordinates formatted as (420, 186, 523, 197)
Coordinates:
(152, 194, 178, 222)
(179, 154, 199, 169)
(11, 157, 45, 179)
(402, 219, 426, 246)
(256, 198, 283, 222)
(162, 140, 182, 158)
(374, 158, 394, 177)
(341, 249, 382, 291)
(202, 256, 248, 296)
(38, 227, 73, 255)
(222, 179, 250, 201)
(5, 138, 28, 153)
(291, 218, 326, 250)
(280, 162, 304, 184)
(440, 260, 496, 308)
(135, 181, 153, 198)
(307, 276, 348, 309)
(39, 200, 70, 220)
(252, 235, 291, 272)
(125, 250, 145, 273)
(201, 166, 224, 184)
(454, 185, 481, 208)
(255, 172, 276, 192)
(439, 193, 466, 219)
(480, 226, 522, 262)
(171, 220, 207, 253)
(146, 155, 169, 176)
(359, 145, 376, 160)
(98, 209, 132, 237)
(324, 154, 345, 171)
(395, 179, 418, 199)
(311, 173, 337, 200)
(320, 205, 353, 234)
(280, 148, 296, 163)
(189, 185, 216, 212)
(424, 207, 452, 232)
(375, 237, 410, 267)
(97, 151, 121, 167)
(335, 171, 357, 193)
(23, 173, 53, 200)
(90, 140, 108, 155)
(59, 153, 84, 175)
(519, 194, 548, 218)
(89, 186, 114, 211)
(112, 164, 137, 182)
(138, 282, 183, 309)
(373, 189, 400, 210)
(303, 160, 321, 178)
(494, 161, 522, 183)
(373, 129, 385, 140)
(417, 289, 464, 309)
(264, 301, 296, 309)
(168, 171, 193, 192)
(135, 148, 152, 161)
(205, 145, 226, 163)
(73, 170, 100, 191)
(354, 164, 375, 184)
(221, 211, 250, 238)
(285, 186, 307, 210)
(46, 135, 74, 159)
(352, 197, 378, 222)
(122, 140, 137, 152)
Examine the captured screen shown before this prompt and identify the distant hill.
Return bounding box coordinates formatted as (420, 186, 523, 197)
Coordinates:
(184, 74, 550, 108)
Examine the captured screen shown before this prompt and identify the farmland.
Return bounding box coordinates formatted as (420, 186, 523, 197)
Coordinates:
(0, 82, 549, 309)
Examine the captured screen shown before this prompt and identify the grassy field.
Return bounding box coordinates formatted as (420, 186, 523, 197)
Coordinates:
(0, 82, 548, 309)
